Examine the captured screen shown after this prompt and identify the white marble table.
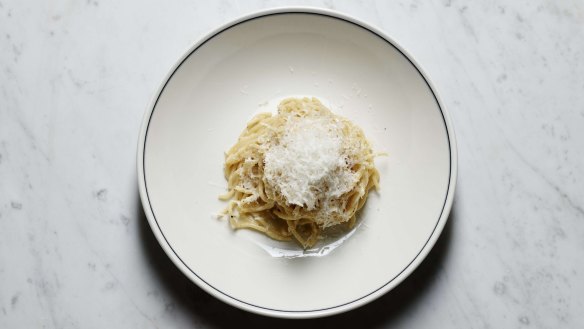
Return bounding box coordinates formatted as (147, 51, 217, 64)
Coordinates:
(1, 1, 583, 328)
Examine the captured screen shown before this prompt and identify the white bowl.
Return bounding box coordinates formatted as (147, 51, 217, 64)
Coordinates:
(137, 7, 457, 319)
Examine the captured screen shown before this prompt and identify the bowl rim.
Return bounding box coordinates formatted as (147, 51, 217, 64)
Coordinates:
(136, 6, 458, 319)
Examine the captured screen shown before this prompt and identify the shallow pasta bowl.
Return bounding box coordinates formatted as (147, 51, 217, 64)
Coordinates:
(137, 7, 457, 319)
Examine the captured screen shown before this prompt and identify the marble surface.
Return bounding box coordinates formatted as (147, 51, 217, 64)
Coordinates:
(1, 0, 583, 328)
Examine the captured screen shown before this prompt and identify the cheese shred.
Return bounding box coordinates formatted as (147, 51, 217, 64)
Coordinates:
(219, 97, 380, 248)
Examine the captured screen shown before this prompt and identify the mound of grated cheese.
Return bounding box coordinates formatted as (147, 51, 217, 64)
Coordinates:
(263, 105, 359, 226)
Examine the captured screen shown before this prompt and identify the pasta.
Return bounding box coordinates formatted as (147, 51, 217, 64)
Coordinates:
(219, 97, 380, 248)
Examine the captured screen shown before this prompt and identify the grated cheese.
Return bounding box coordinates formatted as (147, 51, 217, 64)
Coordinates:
(263, 107, 358, 216)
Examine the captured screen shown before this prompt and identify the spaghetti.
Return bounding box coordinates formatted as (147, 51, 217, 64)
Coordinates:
(219, 97, 380, 248)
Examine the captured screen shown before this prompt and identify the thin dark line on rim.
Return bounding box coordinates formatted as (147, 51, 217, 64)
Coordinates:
(142, 11, 453, 314)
